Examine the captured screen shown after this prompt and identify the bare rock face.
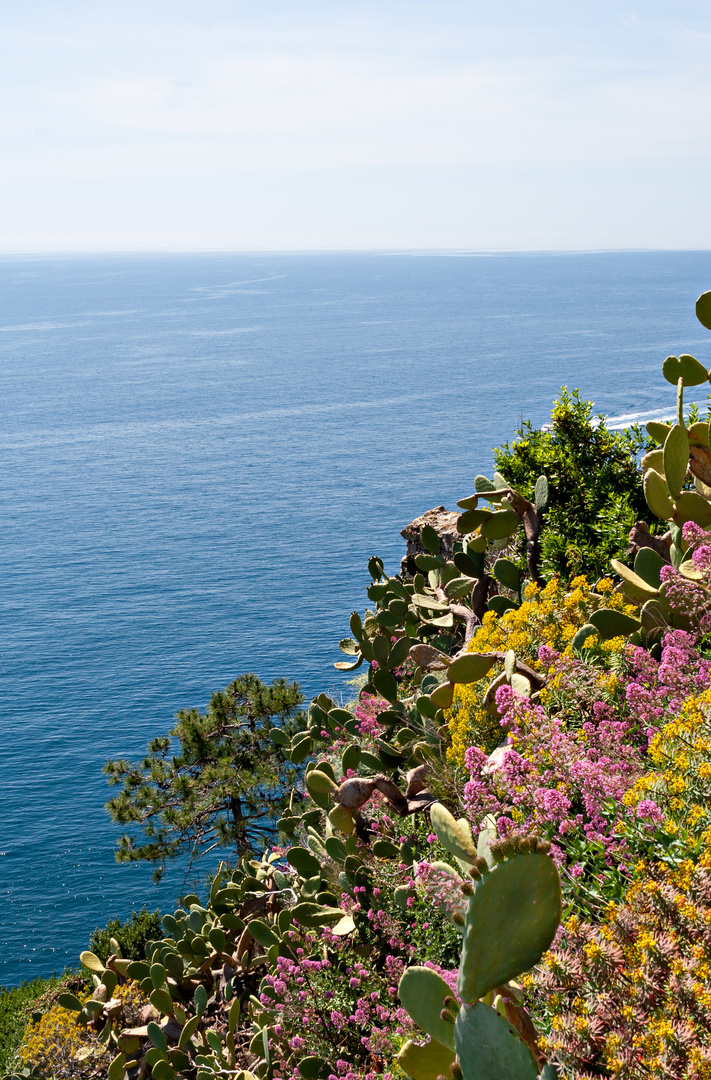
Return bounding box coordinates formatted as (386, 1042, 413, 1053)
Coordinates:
(401, 506, 461, 573)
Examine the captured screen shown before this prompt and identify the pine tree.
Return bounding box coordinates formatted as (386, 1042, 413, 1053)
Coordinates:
(104, 673, 305, 880)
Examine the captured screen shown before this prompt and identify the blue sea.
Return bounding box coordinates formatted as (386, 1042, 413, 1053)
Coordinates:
(2, 250, 711, 987)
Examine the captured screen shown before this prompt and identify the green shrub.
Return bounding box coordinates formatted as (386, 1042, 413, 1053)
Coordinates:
(494, 387, 652, 580)
(0, 975, 59, 1073)
(88, 907, 163, 964)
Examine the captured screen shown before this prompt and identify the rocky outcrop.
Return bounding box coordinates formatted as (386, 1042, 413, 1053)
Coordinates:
(400, 506, 460, 573)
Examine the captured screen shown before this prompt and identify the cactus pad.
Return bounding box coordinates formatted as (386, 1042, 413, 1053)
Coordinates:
(457, 853, 561, 1004)
(447, 654, 497, 685)
(397, 1037, 456, 1080)
(454, 1002, 538, 1080)
(430, 802, 477, 863)
(663, 353, 709, 387)
(398, 965, 456, 1050)
(663, 424, 690, 498)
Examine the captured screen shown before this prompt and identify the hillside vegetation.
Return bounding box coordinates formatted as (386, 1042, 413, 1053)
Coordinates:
(8, 290, 711, 1080)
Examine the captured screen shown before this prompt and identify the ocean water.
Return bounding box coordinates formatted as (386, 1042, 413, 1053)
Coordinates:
(2, 249, 711, 987)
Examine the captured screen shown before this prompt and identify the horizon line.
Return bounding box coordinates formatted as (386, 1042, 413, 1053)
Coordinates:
(1, 245, 711, 259)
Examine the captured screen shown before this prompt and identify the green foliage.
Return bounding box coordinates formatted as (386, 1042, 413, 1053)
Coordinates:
(0, 976, 59, 1074)
(104, 673, 305, 879)
(493, 387, 651, 580)
(88, 908, 163, 964)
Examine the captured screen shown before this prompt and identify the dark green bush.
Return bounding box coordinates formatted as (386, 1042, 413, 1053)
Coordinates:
(88, 907, 163, 964)
(494, 387, 653, 580)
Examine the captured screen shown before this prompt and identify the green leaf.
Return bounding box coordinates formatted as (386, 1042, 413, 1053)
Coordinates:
(480, 510, 519, 540)
(420, 524, 441, 556)
(662, 353, 709, 387)
(397, 1038, 455, 1080)
(178, 1012, 201, 1046)
(107, 1053, 127, 1080)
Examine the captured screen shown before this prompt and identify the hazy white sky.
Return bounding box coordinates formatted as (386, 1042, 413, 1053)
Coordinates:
(2, 1, 711, 251)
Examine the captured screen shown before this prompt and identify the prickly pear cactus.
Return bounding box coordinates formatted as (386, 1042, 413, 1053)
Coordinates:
(398, 840, 562, 1080)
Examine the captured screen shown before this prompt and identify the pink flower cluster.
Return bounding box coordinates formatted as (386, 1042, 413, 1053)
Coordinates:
(354, 692, 389, 736)
(625, 630, 711, 742)
(463, 682, 644, 864)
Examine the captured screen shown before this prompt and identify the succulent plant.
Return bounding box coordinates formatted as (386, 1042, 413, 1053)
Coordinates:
(397, 838, 561, 1080)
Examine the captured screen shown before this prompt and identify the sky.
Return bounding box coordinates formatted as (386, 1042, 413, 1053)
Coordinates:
(1, 1, 711, 252)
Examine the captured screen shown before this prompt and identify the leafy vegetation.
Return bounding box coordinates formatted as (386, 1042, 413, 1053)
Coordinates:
(104, 673, 306, 879)
(10, 291, 711, 1080)
(88, 909, 163, 965)
(494, 387, 652, 580)
(0, 976, 60, 1074)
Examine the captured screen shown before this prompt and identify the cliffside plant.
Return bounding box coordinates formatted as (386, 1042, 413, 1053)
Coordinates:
(494, 388, 652, 581)
(104, 673, 306, 879)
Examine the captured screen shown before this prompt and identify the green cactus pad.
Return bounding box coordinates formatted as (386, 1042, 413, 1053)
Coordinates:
(646, 420, 672, 445)
(430, 681, 455, 709)
(298, 1057, 329, 1079)
(421, 524, 441, 556)
(696, 290, 711, 330)
(689, 420, 711, 447)
(150, 988, 174, 1015)
(534, 474, 549, 512)
(107, 1054, 127, 1080)
(480, 510, 519, 540)
(454, 1001, 538, 1080)
(397, 1038, 455, 1080)
(339, 636, 360, 656)
(287, 847, 322, 878)
(341, 744, 361, 774)
(397, 966, 456, 1050)
(373, 667, 399, 703)
(410, 594, 450, 613)
(147, 1021, 168, 1051)
(488, 596, 516, 616)
(291, 902, 348, 927)
(673, 490, 711, 527)
(457, 853, 561, 1004)
(415, 553, 444, 572)
(290, 735, 314, 765)
(640, 448, 664, 473)
(634, 547, 665, 589)
(644, 469, 675, 521)
(457, 494, 479, 509)
(305, 769, 338, 795)
(510, 672, 532, 696)
(430, 802, 477, 863)
(663, 353, 709, 387)
(476, 814, 498, 869)
(475, 474, 496, 493)
(79, 951, 105, 974)
(589, 608, 642, 640)
(664, 424, 690, 498)
(572, 623, 598, 651)
(57, 992, 83, 1012)
(610, 558, 660, 601)
(328, 804, 355, 834)
(448, 653, 497, 685)
(457, 509, 492, 534)
(492, 558, 521, 593)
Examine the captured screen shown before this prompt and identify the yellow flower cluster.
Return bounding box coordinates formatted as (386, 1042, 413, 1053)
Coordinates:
(18, 980, 150, 1078)
(445, 575, 632, 763)
(623, 687, 711, 852)
(538, 856, 711, 1078)
(18, 990, 108, 1078)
